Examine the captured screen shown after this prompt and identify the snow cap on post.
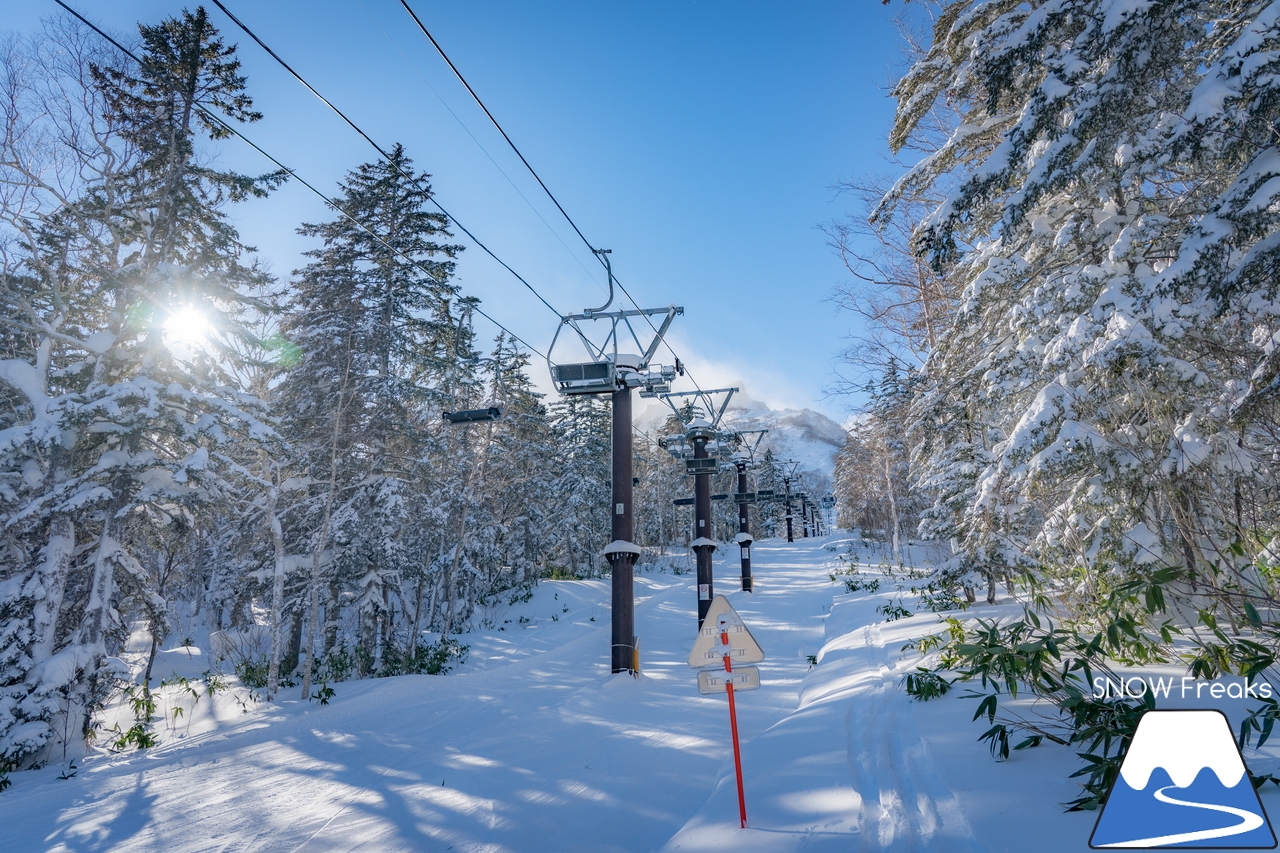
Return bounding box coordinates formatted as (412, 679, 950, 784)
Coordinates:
(734, 532, 754, 545)
(685, 417, 714, 439)
(603, 540, 643, 556)
(690, 537, 717, 549)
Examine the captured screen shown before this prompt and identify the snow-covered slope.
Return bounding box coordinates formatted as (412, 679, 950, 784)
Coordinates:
(11, 538, 1279, 852)
(0, 544, 834, 853)
(638, 389, 846, 476)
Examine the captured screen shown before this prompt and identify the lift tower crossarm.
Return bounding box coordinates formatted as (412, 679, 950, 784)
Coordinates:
(564, 305, 681, 322)
(660, 387, 738, 431)
(559, 305, 682, 368)
(734, 429, 768, 462)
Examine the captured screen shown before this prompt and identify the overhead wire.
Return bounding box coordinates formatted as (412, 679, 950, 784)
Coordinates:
(396, 0, 712, 399)
(208, 0, 566, 324)
(53, 0, 551, 361)
(214, 0, 713, 405)
(352, 0, 611, 298)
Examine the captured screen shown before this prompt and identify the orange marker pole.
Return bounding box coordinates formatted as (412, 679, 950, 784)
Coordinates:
(722, 632, 748, 828)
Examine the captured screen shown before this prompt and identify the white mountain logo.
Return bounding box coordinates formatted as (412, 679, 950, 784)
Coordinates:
(1090, 709, 1276, 848)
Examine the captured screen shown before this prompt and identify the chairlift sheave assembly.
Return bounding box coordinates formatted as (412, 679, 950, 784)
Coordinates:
(658, 387, 745, 475)
(547, 249, 682, 397)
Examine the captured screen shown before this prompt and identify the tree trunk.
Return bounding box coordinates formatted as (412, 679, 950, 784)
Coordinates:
(425, 569, 442, 633)
(265, 469, 287, 700)
(443, 544, 461, 637)
(286, 609, 303, 675)
(301, 351, 350, 699)
(408, 580, 424, 660)
(324, 582, 341, 653)
(30, 508, 74, 664)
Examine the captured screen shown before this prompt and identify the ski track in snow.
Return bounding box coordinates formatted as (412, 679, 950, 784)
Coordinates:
(11, 537, 1259, 852)
(849, 622, 982, 853)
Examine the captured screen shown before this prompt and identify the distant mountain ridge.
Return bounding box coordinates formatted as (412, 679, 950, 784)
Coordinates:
(636, 389, 846, 476)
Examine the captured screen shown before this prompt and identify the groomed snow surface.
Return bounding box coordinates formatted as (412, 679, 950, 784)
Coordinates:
(6, 536, 1280, 852)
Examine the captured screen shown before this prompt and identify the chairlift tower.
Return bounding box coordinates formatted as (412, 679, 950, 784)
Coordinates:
(780, 460, 801, 543)
(660, 387, 738, 626)
(732, 430, 768, 592)
(548, 251, 681, 674)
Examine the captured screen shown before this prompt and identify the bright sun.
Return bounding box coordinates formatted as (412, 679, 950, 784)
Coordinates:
(164, 306, 211, 349)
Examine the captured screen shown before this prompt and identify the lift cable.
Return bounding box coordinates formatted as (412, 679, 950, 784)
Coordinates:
(352, 0, 610, 298)
(398, 0, 597, 267)
(209, 0, 566, 323)
(53, 0, 551, 361)
(397, 0, 711, 397)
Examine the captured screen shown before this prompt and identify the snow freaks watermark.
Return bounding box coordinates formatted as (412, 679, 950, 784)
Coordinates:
(1092, 676, 1274, 701)
(1089, 710, 1276, 848)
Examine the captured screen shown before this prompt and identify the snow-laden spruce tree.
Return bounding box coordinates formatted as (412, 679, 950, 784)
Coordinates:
(408, 300, 493, 639)
(275, 144, 460, 693)
(0, 10, 280, 772)
(889, 0, 1280, 644)
(754, 450, 785, 540)
(412, 336, 555, 636)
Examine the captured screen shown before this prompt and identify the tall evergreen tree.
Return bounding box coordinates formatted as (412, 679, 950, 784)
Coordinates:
(276, 144, 461, 693)
(886, 0, 1280, 644)
(0, 9, 280, 771)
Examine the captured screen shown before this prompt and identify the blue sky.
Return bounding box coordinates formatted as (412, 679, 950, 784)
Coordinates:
(6, 0, 911, 420)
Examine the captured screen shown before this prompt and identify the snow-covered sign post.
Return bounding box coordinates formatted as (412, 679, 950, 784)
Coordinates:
(689, 594, 764, 829)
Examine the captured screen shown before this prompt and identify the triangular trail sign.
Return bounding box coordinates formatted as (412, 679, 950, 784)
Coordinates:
(688, 595, 764, 668)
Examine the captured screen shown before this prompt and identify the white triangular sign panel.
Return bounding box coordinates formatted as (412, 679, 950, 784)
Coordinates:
(688, 595, 765, 668)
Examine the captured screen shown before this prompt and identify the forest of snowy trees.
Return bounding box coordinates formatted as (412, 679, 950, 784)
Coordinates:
(829, 0, 1280, 801)
(0, 10, 806, 782)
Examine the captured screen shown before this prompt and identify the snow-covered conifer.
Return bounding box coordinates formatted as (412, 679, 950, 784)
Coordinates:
(0, 10, 279, 768)
(889, 0, 1280, 626)
(276, 144, 461, 692)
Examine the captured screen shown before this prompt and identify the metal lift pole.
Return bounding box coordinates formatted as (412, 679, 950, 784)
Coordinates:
(547, 250, 681, 674)
(607, 384, 637, 673)
(659, 388, 738, 626)
(801, 495, 810, 538)
(784, 477, 794, 543)
(691, 423, 716, 627)
(736, 461, 753, 591)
